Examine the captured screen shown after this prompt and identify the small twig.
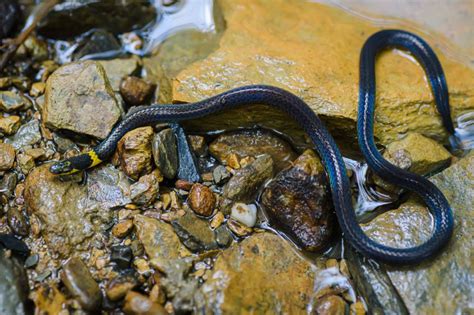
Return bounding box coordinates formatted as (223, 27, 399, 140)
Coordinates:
(0, 0, 60, 73)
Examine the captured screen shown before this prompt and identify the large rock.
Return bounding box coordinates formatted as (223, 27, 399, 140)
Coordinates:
(24, 164, 130, 257)
(195, 232, 319, 313)
(174, 0, 474, 147)
(363, 152, 474, 314)
(261, 149, 335, 251)
(43, 61, 121, 139)
(37, 0, 157, 39)
(209, 129, 297, 172)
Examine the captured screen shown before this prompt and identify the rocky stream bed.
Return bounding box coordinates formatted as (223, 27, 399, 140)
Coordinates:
(0, 0, 473, 314)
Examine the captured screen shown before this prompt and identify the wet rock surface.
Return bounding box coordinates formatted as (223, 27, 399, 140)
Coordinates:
(38, 0, 157, 39)
(72, 29, 121, 61)
(0, 250, 31, 315)
(5, 119, 41, 150)
(0, 90, 31, 112)
(133, 215, 191, 275)
(0, 143, 15, 171)
(195, 232, 319, 313)
(262, 150, 335, 251)
(61, 257, 102, 312)
(24, 164, 129, 257)
(99, 57, 141, 92)
(123, 291, 167, 315)
(120, 76, 155, 106)
(220, 154, 273, 214)
(43, 61, 121, 139)
(174, 0, 474, 148)
(188, 183, 215, 217)
(116, 126, 154, 180)
(0, 115, 21, 135)
(383, 132, 452, 175)
(171, 209, 219, 253)
(363, 153, 474, 314)
(130, 170, 162, 206)
(209, 129, 298, 171)
(152, 128, 178, 179)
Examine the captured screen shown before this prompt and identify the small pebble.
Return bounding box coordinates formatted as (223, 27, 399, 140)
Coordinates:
(350, 301, 366, 315)
(326, 258, 339, 269)
(30, 82, 45, 97)
(120, 76, 155, 106)
(210, 211, 225, 229)
(212, 165, 231, 185)
(123, 291, 167, 315)
(24, 254, 39, 268)
(188, 135, 208, 157)
(35, 270, 52, 282)
(315, 295, 347, 315)
(226, 153, 240, 169)
(227, 218, 252, 236)
(106, 274, 138, 301)
(230, 202, 257, 227)
(133, 258, 151, 275)
(0, 143, 16, 171)
(188, 183, 216, 217)
(0, 115, 21, 135)
(111, 245, 133, 269)
(175, 179, 193, 190)
(112, 220, 134, 238)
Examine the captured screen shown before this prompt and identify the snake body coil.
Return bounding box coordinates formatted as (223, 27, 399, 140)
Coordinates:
(50, 30, 454, 264)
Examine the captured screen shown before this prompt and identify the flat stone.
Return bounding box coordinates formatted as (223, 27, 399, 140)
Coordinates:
(24, 164, 129, 257)
(209, 129, 297, 172)
(38, 0, 157, 39)
(5, 119, 41, 150)
(220, 154, 273, 214)
(261, 149, 335, 251)
(0, 91, 31, 112)
(72, 29, 121, 61)
(0, 143, 15, 171)
(363, 152, 474, 314)
(0, 115, 21, 135)
(116, 126, 154, 180)
(152, 128, 178, 179)
(171, 210, 218, 253)
(61, 257, 102, 312)
(174, 0, 474, 147)
(133, 215, 191, 274)
(195, 232, 319, 313)
(99, 57, 140, 92)
(43, 61, 121, 139)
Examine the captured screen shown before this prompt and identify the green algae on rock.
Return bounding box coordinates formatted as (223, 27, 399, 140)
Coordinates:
(173, 0, 474, 147)
(43, 61, 122, 139)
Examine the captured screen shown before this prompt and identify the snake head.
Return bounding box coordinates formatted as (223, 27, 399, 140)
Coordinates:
(49, 160, 77, 175)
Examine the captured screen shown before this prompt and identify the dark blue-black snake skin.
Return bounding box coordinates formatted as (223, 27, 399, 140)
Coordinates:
(54, 30, 455, 264)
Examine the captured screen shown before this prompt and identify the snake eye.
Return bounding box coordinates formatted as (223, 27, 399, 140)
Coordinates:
(49, 160, 73, 174)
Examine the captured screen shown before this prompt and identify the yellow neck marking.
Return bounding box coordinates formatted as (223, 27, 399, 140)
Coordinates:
(88, 150, 102, 168)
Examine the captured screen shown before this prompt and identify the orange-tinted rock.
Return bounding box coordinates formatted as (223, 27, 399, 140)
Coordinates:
(117, 126, 154, 180)
(188, 183, 215, 217)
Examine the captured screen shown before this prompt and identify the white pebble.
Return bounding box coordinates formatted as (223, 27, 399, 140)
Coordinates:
(230, 202, 257, 227)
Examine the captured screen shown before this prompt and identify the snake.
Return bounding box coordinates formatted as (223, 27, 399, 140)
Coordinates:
(49, 30, 454, 264)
